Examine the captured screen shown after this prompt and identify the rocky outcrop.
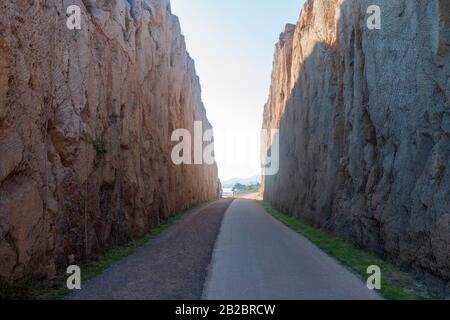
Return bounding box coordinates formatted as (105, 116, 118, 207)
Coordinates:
(262, 0, 449, 285)
(0, 0, 219, 284)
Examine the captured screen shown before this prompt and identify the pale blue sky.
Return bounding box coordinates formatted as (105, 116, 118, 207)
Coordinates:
(171, 0, 305, 181)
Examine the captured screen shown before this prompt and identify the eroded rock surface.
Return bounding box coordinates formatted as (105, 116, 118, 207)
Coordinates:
(0, 0, 219, 284)
(262, 0, 449, 285)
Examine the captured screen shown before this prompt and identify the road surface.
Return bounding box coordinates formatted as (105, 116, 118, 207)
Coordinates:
(203, 199, 382, 300)
(67, 198, 381, 300)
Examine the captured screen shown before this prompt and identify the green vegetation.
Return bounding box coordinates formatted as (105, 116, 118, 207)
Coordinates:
(2, 203, 207, 300)
(125, 14, 130, 33)
(257, 201, 434, 300)
(233, 182, 261, 193)
(83, 133, 107, 159)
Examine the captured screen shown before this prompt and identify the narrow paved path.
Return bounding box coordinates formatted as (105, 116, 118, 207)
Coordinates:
(67, 198, 381, 300)
(204, 199, 382, 300)
(67, 199, 233, 300)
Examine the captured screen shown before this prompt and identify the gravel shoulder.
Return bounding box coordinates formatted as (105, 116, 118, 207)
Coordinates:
(67, 198, 233, 300)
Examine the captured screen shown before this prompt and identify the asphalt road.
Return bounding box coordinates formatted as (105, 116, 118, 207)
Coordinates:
(203, 199, 382, 300)
(67, 198, 381, 300)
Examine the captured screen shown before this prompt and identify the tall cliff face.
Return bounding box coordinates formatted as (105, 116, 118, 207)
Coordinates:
(0, 0, 219, 284)
(262, 0, 449, 284)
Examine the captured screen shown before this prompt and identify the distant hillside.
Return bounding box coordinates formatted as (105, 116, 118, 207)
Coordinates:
(222, 175, 261, 188)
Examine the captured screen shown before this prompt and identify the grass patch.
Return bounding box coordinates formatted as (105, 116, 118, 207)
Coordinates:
(2, 202, 210, 300)
(124, 14, 131, 33)
(256, 201, 432, 300)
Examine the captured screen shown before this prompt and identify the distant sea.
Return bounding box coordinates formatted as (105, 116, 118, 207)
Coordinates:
(222, 187, 233, 197)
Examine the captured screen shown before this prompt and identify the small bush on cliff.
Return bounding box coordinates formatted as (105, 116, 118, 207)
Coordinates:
(83, 133, 107, 160)
(125, 14, 130, 33)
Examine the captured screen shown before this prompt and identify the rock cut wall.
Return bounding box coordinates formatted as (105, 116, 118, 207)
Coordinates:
(0, 0, 219, 284)
(262, 0, 449, 284)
